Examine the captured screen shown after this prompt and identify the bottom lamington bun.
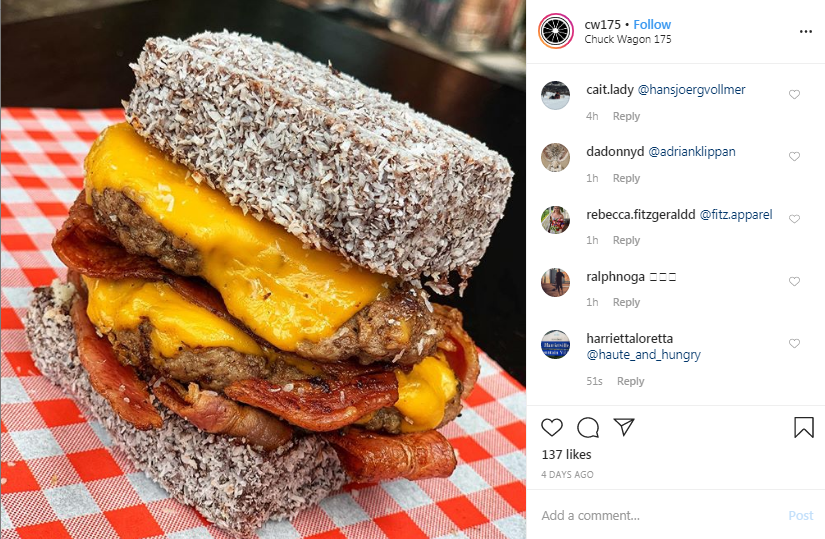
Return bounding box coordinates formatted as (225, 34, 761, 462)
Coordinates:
(24, 282, 347, 539)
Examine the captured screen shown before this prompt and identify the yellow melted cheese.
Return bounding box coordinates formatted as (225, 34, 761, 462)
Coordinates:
(84, 123, 391, 351)
(84, 276, 266, 364)
(394, 354, 459, 433)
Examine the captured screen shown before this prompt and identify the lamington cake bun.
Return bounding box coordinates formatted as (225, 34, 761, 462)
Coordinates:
(127, 31, 513, 287)
(26, 31, 513, 538)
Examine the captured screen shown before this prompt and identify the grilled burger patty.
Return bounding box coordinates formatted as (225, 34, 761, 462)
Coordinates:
(90, 188, 444, 365)
(106, 321, 462, 434)
(108, 320, 300, 390)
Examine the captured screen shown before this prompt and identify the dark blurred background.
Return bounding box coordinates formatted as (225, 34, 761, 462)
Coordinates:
(1, 0, 526, 384)
(2, 0, 524, 87)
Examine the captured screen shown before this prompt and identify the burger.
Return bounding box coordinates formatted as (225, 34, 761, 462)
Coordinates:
(25, 31, 513, 537)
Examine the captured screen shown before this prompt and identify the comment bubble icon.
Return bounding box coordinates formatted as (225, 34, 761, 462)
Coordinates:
(577, 417, 599, 438)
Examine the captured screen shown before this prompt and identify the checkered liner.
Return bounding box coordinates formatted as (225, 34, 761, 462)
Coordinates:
(0, 108, 526, 539)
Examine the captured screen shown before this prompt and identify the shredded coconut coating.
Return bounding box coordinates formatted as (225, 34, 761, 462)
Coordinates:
(124, 31, 513, 284)
(25, 285, 346, 538)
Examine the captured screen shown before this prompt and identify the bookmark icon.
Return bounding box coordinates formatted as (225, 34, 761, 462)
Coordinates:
(794, 417, 814, 439)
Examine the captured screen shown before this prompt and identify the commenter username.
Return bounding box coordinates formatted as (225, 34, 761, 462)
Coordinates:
(587, 146, 736, 159)
(587, 84, 746, 98)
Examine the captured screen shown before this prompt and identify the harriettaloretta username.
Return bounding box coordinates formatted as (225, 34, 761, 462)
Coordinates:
(52, 122, 481, 482)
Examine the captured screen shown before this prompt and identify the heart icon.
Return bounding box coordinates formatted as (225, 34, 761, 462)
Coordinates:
(789, 277, 800, 286)
(789, 339, 800, 349)
(541, 418, 563, 437)
(789, 90, 800, 99)
(789, 214, 800, 223)
(789, 152, 800, 161)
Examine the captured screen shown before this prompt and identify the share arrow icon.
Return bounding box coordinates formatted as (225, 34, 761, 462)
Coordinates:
(614, 418, 635, 437)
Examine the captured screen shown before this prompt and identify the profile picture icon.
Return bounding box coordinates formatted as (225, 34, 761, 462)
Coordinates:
(539, 14, 574, 49)
(541, 330, 570, 358)
(541, 81, 570, 110)
(541, 268, 570, 297)
(541, 143, 570, 172)
(541, 206, 570, 234)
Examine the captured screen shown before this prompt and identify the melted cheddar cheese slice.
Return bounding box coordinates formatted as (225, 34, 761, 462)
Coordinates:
(84, 276, 266, 364)
(395, 354, 458, 433)
(84, 123, 391, 351)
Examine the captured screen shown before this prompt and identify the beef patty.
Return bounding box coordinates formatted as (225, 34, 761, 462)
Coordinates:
(107, 321, 462, 434)
(90, 188, 443, 365)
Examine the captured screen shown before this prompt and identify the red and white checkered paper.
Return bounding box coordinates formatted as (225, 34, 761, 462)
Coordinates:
(0, 108, 526, 539)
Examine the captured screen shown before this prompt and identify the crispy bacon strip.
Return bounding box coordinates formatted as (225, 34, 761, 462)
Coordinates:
(163, 275, 234, 323)
(153, 380, 293, 451)
(70, 296, 162, 430)
(323, 428, 457, 482)
(434, 304, 479, 399)
(224, 373, 399, 432)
